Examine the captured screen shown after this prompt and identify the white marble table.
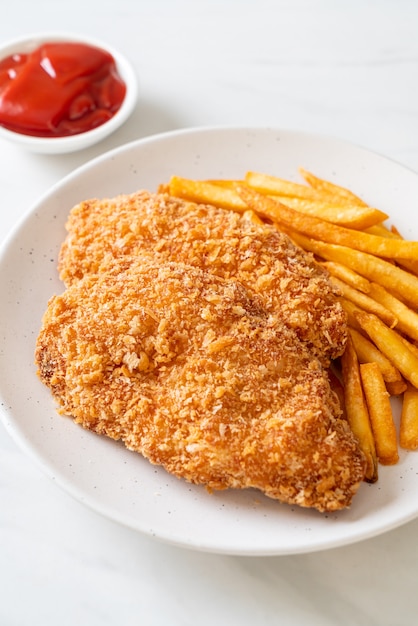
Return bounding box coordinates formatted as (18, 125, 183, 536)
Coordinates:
(2, 1, 418, 624)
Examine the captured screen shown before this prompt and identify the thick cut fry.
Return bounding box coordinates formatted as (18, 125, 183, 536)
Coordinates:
(400, 388, 418, 450)
(241, 209, 265, 226)
(207, 179, 245, 189)
(387, 224, 418, 274)
(246, 170, 370, 211)
(182, 176, 385, 229)
(340, 336, 378, 482)
(346, 316, 407, 394)
(367, 224, 418, 275)
(395, 255, 418, 277)
(339, 298, 364, 331)
(245, 171, 326, 201)
(368, 282, 418, 343)
(340, 301, 404, 386)
(287, 232, 418, 309)
(355, 311, 418, 388)
(341, 303, 406, 399)
(330, 276, 397, 328)
(385, 379, 409, 396)
(265, 196, 387, 230)
(366, 224, 397, 238)
(169, 176, 247, 212)
(360, 363, 399, 465)
(320, 262, 371, 293)
(236, 185, 418, 261)
(298, 167, 368, 207)
(397, 333, 418, 360)
(348, 328, 405, 387)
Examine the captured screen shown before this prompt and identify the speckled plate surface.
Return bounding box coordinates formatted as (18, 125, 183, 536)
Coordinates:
(1, 127, 418, 555)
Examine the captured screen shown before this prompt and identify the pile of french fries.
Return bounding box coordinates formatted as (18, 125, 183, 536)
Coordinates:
(163, 168, 418, 483)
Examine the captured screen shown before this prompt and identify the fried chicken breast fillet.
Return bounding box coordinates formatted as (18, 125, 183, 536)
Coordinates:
(58, 191, 347, 365)
(36, 259, 365, 512)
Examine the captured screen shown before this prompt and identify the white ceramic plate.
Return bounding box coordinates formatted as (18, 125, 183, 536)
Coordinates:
(1, 127, 418, 556)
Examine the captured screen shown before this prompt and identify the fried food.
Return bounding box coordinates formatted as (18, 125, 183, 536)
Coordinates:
(400, 387, 418, 450)
(287, 231, 418, 310)
(36, 259, 366, 512)
(360, 362, 399, 466)
(340, 335, 378, 482)
(236, 184, 418, 261)
(58, 190, 347, 365)
(169, 174, 388, 229)
(164, 166, 418, 473)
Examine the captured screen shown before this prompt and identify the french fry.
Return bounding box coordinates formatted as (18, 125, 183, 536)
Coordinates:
(207, 179, 245, 189)
(320, 261, 371, 293)
(246, 169, 370, 211)
(360, 363, 399, 465)
(400, 387, 418, 450)
(366, 223, 398, 238)
(263, 196, 387, 230)
(387, 224, 418, 274)
(286, 231, 418, 310)
(236, 185, 418, 261)
(397, 333, 418, 360)
(340, 301, 406, 399)
(173, 176, 386, 229)
(192, 176, 386, 229)
(168, 176, 247, 212)
(348, 328, 406, 389)
(339, 298, 364, 331)
(340, 336, 378, 482)
(341, 304, 407, 398)
(245, 171, 326, 201)
(367, 223, 418, 275)
(355, 310, 418, 388)
(241, 210, 265, 226)
(385, 380, 408, 396)
(298, 167, 368, 207)
(330, 276, 397, 328)
(368, 282, 418, 343)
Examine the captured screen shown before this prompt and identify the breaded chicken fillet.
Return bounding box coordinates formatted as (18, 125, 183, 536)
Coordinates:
(58, 191, 347, 365)
(36, 259, 365, 512)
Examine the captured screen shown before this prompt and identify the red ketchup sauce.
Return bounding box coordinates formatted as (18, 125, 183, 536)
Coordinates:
(0, 41, 127, 137)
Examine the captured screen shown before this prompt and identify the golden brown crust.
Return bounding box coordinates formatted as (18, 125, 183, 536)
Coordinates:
(58, 190, 347, 365)
(36, 259, 365, 512)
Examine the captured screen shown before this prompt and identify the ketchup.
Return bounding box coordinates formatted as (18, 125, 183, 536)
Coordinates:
(0, 42, 127, 137)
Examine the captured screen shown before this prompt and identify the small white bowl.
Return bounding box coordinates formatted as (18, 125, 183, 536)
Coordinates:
(0, 32, 138, 154)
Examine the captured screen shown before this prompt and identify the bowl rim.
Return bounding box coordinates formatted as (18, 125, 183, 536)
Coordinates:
(0, 31, 138, 152)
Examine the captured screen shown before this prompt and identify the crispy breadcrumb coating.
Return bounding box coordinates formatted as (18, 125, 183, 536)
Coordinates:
(58, 191, 347, 365)
(36, 259, 365, 512)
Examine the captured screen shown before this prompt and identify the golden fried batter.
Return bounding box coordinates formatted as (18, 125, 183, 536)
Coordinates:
(36, 259, 365, 512)
(58, 191, 347, 365)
